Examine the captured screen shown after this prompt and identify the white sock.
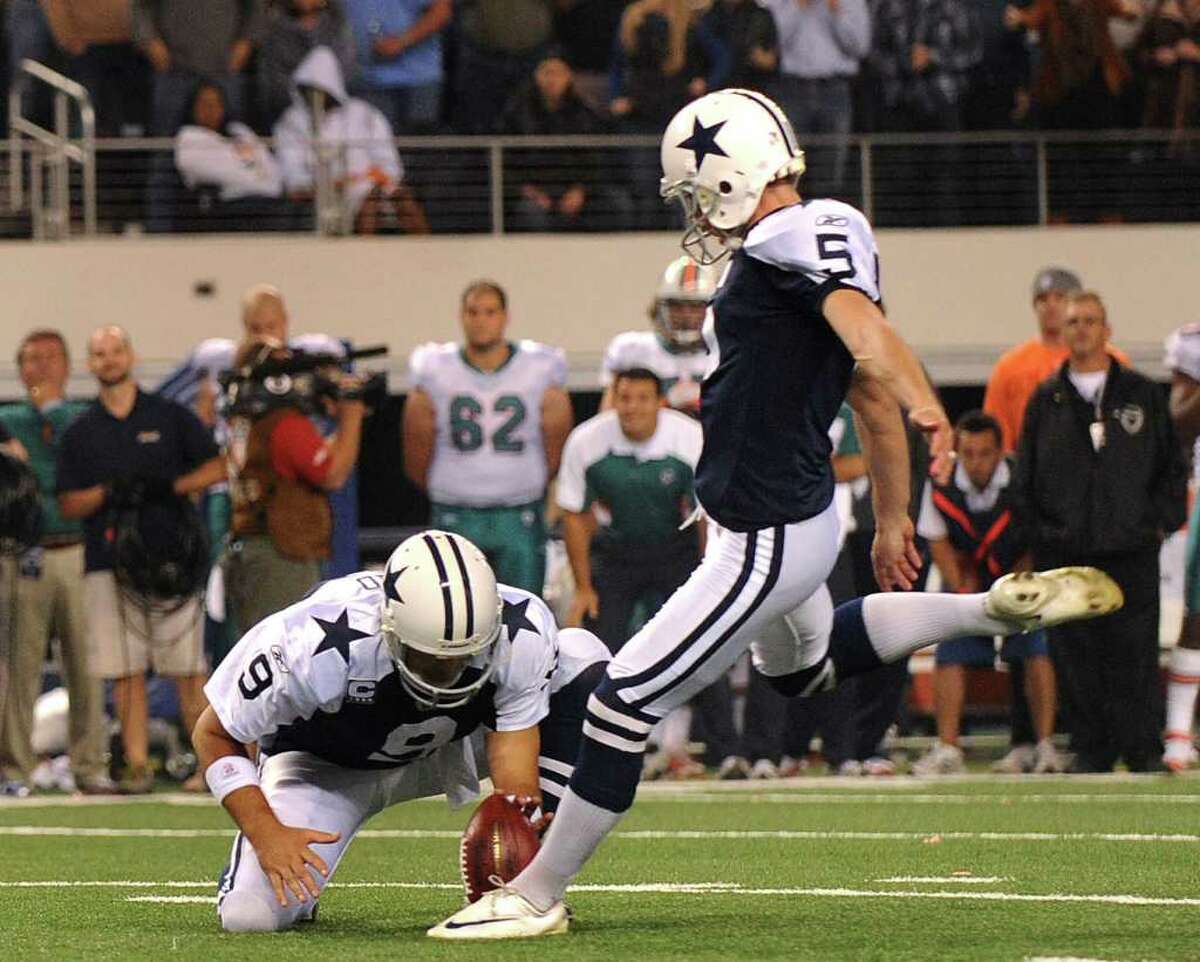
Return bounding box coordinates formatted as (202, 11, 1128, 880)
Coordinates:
(1165, 647, 1200, 736)
(862, 592, 1012, 663)
(513, 787, 625, 910)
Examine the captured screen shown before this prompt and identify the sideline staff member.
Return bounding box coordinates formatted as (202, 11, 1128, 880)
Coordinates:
(1015, 292, 1186, 772)
(58, 326, 225, 793)
(0, 330, 109, 795)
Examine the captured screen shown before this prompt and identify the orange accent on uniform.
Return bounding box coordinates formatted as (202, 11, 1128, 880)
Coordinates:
(1167, 674, 1200, 685)
(682, 260, 698, 291)
(983, 340, 1131, 452)
(931, 489, 977, 539)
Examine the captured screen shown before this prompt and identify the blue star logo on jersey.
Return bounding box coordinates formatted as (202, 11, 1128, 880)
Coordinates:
(313, 610, 371, 664)
(501, 599, 538, 642)
(384, 566, 407, 604)
(677, 117, 727, 172)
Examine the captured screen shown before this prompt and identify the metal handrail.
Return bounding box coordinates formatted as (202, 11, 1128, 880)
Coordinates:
(7, 58, 97, 238)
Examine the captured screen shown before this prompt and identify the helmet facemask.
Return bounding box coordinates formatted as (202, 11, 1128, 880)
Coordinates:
(661, 180, 744, 266)
(382, 597, 504, 710)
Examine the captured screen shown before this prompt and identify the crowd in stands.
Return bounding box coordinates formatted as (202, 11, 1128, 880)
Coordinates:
(2, 0, 1197, 232)
(5, 0, 1198, 144)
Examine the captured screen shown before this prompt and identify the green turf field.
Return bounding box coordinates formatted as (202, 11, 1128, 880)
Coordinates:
(2, 775, 1198, 962)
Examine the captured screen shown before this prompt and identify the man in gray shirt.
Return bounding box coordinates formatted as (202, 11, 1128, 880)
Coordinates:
(761, 0, 870, 193)
(134, 0, 265, 134)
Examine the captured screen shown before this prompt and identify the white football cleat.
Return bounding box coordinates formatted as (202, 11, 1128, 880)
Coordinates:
(1163, 733, 1198, 774)
(427, 886, 569, 941)
(984, 567, 1123, 632)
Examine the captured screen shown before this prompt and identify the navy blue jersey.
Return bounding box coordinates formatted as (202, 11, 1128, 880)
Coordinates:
(695, 200, 881, 531)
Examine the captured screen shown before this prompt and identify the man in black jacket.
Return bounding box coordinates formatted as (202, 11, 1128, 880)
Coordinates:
(1015, 291, 1187, 772)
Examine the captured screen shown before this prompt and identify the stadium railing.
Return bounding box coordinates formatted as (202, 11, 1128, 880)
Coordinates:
(1, 129, 1199, 239)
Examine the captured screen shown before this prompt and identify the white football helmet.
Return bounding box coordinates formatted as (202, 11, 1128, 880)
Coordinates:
(380, 530, 504, 710)
(653, 255, 720, 350)
(660, 88, 806, 264)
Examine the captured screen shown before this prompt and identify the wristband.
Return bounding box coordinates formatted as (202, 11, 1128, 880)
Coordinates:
(205, 754, 259, 804)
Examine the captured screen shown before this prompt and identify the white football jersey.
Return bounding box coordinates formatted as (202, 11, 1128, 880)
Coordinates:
(204, 573, 565, 771)
(410, 340, 568, 506)
(743, 198, 882, 304)
(600, 331, 710, 414)
(1164, 323, 1200, 475)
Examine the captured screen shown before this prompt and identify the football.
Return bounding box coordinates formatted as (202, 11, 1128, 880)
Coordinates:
(459, 794, 541, 903)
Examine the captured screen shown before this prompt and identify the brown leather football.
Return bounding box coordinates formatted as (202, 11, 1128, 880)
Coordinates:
(460, 794, 541, 903)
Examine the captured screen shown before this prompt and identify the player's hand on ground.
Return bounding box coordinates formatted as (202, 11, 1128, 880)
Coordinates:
(566, 585, 600, 627)
(872, 516, 922, 591)
(909, 405, 954, 484)
(251, 823, 340, 907)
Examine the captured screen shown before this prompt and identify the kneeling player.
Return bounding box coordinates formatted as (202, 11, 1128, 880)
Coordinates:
(192, 530, 608, 932)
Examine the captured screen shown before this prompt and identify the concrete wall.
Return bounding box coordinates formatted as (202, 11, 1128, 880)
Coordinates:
(0, 223, 1188, 393)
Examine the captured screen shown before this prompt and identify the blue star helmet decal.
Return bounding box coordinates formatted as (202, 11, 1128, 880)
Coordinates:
(677, 116, 728, 173)
(383, 566, 407, 604)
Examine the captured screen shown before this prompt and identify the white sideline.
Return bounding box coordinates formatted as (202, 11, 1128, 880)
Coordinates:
(103, 881, 1200, 908)
(4, 825, 1200, 843)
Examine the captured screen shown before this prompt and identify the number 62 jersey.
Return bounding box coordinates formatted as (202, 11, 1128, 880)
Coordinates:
(203, 572, 569, 804)
(409, 340, 568, 507)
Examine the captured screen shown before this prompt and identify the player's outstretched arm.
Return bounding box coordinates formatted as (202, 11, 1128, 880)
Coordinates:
(847, 371, 921, 591)
(402, 386, 437, 490)
(823, 289, 954, 483)
(193, 706, 339, 907)
(485, 726, 552, 832)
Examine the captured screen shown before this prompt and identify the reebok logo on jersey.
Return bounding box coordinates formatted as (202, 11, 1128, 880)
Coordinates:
(136, 431, 161, 444)
(347, 679, 377, 704)
(816, 214, 849, 227)
(270, 645, 290, 674)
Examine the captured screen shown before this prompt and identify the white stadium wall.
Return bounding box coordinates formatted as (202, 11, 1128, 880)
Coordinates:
(0, 223, 1191, 393)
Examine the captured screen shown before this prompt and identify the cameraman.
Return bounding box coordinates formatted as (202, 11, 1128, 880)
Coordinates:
(222, 338, 365, 636)
(57, 326, 224, 794)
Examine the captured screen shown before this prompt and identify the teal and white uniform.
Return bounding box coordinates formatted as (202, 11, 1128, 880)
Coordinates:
(409, 339, 567, 594)
(1165, 324, 1200, 613)
(600, 331, 709, 415)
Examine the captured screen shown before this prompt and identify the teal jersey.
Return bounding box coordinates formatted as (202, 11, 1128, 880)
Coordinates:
(0, 399, 88, 537)
(557, 409, 702, 546)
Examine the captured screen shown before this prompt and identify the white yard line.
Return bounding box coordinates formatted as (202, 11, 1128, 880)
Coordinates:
(873, 876, 1011, 884)
(4, 825, 1200, 843)
(100, 881, 1200, 908)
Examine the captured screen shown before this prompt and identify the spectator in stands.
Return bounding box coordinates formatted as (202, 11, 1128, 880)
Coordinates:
(274, 45, 429, 233)
(911, 410, 1063, 776)
(870, 0, 981, 223)
(553, 0, 632, 109)
(221, 338, 366, 636)
(760, 0, 870, 194)
(174, 81, 285, 219)
(0, 330, 111, 796)
(453, 0, 555, 132)
(502, 50, 609, 232)
(702, 0, 779, 92)
(610, 0, 730, 226)
(1138, 0, 1200, 131)
(342, 0, 450, 133)
(257, 0, 357, 129)
(1014, 291, 1187, 772)
(37, 0, 148, 136)
(965, 0, 1033, 128)
(984, 266, 1129, 452)
(57, 326, 224, 793)
(609, 0, 731, 132)
(1006, 0, 1140, 129)
(133, 0, 265, 134)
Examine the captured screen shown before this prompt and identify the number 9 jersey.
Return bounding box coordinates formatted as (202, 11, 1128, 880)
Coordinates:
(409, 340, 568, 507)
